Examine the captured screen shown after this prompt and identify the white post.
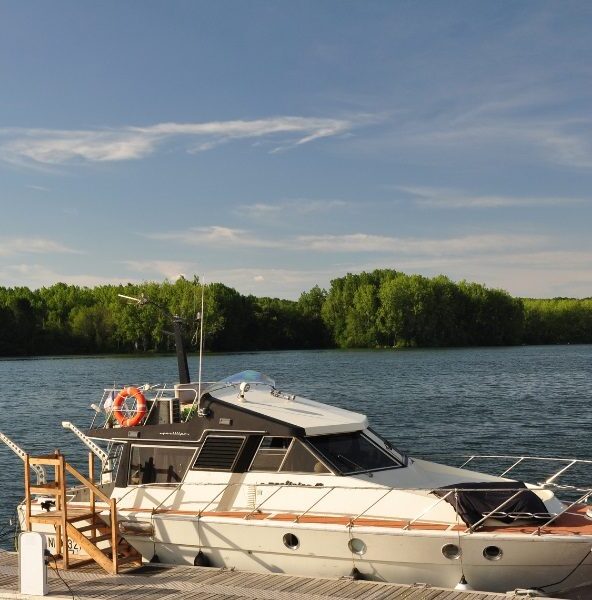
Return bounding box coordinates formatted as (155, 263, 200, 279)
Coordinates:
(19, 532, 48, 596)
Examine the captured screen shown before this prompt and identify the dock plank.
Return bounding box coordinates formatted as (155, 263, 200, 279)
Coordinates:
(0, 551, 561, 600)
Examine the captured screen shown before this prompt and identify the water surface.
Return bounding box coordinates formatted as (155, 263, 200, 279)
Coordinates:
(1, 346, 591, 547)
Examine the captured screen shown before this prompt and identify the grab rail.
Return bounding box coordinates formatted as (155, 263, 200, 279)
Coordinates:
(456, 454, 592, 488)
(108, 453, 592, 533)
(113, 479, 592, 534)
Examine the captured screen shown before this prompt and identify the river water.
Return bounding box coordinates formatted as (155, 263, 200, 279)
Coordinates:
(1, 345, 591, 547)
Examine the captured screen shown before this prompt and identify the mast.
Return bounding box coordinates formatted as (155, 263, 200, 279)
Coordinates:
(197, 278, 205, 404)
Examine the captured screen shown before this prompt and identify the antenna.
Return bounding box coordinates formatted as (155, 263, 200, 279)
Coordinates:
(198, 277, 206, 407)
(118, 293, 143, 304)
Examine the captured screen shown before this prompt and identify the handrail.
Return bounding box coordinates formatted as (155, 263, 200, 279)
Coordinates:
(200, 484, 232, 516)
(153, 483, 183, 513)
(114, 480, 592, 533)
(403, 490, 452, 530)
(90, 382, 219, 428)
(108, 450, 592, 534)
(117, 480, 592, 493)
(465, 488, 528, 533)
(352, 488, 394, 524)
(452, 454, 592, 488)
(294, 487, 335, 523)
(65, 462, 111, 504)
(544, 460, 578, 485)
(500, 457, 525, 477)
(244, 485, 283, 519)
(534, 489, 592, 535)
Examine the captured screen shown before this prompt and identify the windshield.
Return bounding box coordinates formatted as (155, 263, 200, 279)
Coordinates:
(308, 432, 403, 474)
(207, 370, 276, 393)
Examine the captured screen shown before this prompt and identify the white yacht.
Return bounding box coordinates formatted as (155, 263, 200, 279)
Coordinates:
(9, 367, 592, 596)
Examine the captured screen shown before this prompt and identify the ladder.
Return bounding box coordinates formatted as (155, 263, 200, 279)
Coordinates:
(23, 450, 139, 574)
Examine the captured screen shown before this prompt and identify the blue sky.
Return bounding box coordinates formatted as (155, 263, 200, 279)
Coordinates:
(1, 1, 591, 299)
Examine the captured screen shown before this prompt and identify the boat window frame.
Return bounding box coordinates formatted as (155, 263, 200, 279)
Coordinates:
(127, 444, 198, 486)
(248, 436, 294, 472)
(366, 427, 409, 466)
(248, 436, 333, 475)
(191, 434, 247, 472)
(307, 431, 405, 475)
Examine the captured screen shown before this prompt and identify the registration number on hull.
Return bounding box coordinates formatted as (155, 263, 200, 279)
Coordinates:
(45, 535, 82, 555)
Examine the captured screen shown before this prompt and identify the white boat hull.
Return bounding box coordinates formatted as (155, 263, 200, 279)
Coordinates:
(121, 513, 592, 594)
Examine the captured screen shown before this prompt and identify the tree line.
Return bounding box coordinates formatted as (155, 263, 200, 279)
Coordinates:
(0, 270, 590, 356)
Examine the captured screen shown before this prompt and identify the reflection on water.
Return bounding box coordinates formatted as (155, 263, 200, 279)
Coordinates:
(1, 345, 591, 547)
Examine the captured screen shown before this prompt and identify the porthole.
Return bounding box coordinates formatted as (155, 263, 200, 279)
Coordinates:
(283, 533, 299, 550)
(483, 545, 503, 561)
(348, 538, 367, 556)
(441, 543, 461, 560)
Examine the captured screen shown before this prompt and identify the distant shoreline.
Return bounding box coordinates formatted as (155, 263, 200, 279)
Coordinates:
(1, 271, 591, 357)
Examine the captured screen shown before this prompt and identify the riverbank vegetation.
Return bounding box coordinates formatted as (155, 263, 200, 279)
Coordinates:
(0, 271, 590, 356)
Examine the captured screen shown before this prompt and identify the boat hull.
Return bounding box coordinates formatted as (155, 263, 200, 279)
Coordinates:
(121, 513, 592, 594)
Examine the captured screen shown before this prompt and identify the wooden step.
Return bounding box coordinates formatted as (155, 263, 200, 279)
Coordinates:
(76, 521, 109, 533)
(26, 452, 120, 575)
(63, 557, 97, 570)
(89, 533, 112, 544)
(116, 553, 142, 567)
(66, 522, 117, 574)
(29, 509, 101, 525)
(68, 511, 101, 523)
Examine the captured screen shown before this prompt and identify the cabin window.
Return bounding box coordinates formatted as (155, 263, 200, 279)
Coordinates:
(249, 437, 292, 471)
(281, 440, 330, 473)
(308, 432, 403, 474)
(193, 435, 245, 471)
(128, 445, 195, 485)
(249, 437, 330, 474)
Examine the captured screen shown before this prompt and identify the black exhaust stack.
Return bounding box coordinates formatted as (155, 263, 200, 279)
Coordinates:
(118, 293, 191, 384)
(172, 315, 190, 384)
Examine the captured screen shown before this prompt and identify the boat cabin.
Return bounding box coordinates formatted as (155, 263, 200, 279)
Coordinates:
(86, 371, 408, 489)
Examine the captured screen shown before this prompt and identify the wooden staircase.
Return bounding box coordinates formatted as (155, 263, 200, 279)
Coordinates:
(24, 450, 140, 574)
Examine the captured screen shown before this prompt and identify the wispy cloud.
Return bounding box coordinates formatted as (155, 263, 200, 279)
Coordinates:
(295, 232, 545, 255)
(237, 198, 348, 219)
(411, 117, 592, 170)
(147, 224, 545, 257)
(26, 184, 49, 192)
(0, 116, 363, 166)
(397, 186, 587, 209)
(0, 237, 79, 257)
(122, 260, 196, 281)
(146, 225, 282, 248)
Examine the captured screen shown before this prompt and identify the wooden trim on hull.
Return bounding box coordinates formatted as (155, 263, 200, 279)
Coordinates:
(114, 503, 592, 535)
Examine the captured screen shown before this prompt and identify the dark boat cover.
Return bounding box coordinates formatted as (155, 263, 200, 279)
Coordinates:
(432, 481, 551, 527)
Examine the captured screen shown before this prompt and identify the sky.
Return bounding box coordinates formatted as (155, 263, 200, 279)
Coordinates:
(1, 1, 591, 299)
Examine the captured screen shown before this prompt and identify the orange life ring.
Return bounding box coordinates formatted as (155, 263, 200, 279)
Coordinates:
(112, 386, 147, 427)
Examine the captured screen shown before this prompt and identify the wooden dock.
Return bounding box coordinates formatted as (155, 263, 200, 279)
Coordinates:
(0, 550, 565, 600)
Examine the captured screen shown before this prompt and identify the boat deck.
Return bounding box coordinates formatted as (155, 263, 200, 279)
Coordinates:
(116, 504, 592, 535)
(0, 550, 562, 600)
